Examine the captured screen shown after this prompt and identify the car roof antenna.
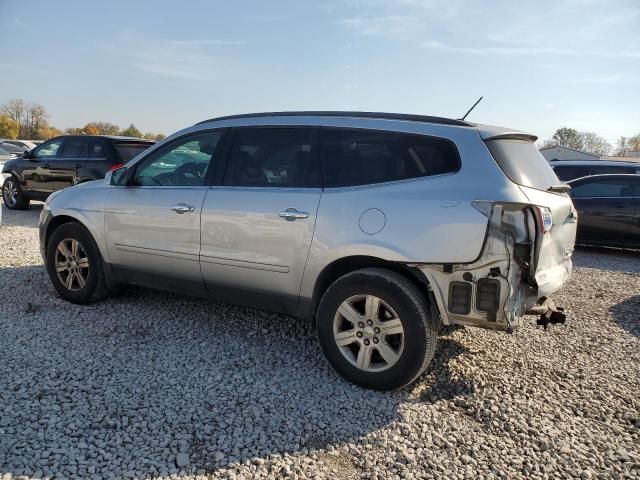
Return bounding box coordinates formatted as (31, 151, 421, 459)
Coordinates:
(460, 96, 483, 121)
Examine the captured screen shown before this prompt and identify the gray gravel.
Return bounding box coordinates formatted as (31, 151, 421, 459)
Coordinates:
(1, 202, 639, 480)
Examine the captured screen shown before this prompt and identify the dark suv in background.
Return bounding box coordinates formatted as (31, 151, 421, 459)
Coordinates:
(2, 135, 154, 209)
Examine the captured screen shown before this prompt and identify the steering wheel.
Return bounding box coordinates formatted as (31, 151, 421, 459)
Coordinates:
(175, 162, 204, 179)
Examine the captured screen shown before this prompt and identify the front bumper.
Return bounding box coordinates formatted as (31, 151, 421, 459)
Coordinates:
(38, 207, 53, 262)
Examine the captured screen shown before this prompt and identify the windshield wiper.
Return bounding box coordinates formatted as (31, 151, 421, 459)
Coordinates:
(547, 184, 571, 193)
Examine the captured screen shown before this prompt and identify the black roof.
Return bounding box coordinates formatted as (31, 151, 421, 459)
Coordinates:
(53, 135, 154, 143)
(197, 111, 472, 127)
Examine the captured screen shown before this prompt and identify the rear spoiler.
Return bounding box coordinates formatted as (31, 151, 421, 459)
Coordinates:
(484, 133, 538, 142)
(475, 124, 538, 142)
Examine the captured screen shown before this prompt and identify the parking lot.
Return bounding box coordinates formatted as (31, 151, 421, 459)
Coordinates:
(0, 203, 638, 480)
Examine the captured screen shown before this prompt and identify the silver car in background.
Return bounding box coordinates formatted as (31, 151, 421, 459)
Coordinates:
(38, 111, 577, 390)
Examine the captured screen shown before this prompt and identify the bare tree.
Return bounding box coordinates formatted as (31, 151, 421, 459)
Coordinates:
(552, 127, 583, 150)
(580, 132, 611, 156)
(1, 98, 27, 135)
(616, 136, 628, 156)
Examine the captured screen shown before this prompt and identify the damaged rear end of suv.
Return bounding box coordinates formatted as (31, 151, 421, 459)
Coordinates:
(415, 128, 578, 333)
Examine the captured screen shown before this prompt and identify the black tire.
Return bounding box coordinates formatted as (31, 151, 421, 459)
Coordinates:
(316, 268, 438, 391)
(46, 222, 109, 304)
(2, 176, 30, 210)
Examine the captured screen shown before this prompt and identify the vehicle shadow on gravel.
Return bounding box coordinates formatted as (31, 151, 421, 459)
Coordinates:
(0, 201, 42, 228)
(609, 295, 640, 337)
(0, 268, 472, 479)
(417, 336, 475, 403)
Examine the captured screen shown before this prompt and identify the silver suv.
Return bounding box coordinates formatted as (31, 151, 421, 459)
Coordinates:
(38, 112, 577, 390)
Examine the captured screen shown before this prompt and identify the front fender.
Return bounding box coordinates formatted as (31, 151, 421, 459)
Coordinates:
(45, 183, 112, 263)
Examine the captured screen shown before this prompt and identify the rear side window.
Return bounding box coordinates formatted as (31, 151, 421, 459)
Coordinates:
(571, 179, 633, 198)
(321, 128, 459, 187)
(224, 128, 317, 187)
(486, 139, 560, 190)
(321, 128, 460, 187)
(115, 142, 153, 162)
(591, 166, 635, 175)
(88, 140, 105, 159)
(552, 165, 591, 181)
(60, 138, 87, 159)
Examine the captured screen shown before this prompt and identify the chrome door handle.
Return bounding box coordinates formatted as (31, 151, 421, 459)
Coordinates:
(279, 208, 309, 221)
(171, 203, 195, 214)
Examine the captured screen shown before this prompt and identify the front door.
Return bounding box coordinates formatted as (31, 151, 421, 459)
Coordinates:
(52, 137, 86, 190)
(570, 177, 635, 245)
(23, 138, 64, 193)
(104, 130, 226, 282)
(200, 127, 321, 314)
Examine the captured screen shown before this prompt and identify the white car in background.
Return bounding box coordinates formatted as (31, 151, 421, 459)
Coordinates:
(0, 139, 37, 151)
(0, 146, 19, 187)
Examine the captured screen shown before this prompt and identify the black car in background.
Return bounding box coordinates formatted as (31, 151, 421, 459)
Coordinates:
(568, 174, 640, 248)
(550, 159, 640, 181)
(2, 135, 154, 210)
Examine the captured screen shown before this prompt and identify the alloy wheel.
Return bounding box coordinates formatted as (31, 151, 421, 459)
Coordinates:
(55, 238, 90, 291)
(333, 294, 405, 372)
(3, 180, 18, 207)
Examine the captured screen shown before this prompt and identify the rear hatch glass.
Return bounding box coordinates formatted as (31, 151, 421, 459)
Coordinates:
(115, 142, 154, 162)
(486, 139, 560, 191)
(486, 137, 576, 296)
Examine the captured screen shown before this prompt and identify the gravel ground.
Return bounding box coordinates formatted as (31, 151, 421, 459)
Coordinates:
(0, 202, 638, 480)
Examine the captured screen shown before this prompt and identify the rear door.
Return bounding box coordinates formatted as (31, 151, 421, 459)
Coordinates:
(569, 177, 634, 246)
(52, 137, 87, 190)
(82, 138, 110, 181)
(200, 127, 321, 315)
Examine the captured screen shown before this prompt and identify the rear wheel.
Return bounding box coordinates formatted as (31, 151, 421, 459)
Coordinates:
(46, 222, 109, 304)
(2, 176, 30, 210)
(317, 268, 438, 390)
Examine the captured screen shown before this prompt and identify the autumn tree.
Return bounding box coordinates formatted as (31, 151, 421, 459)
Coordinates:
(142, 132, 166, 141)
(91, 121, 120, 135)
(1, 99, 26, 132)
(82, 124, 100, 135)
(120, 123, 142, 138)
(628, 134, 640, 152)
(35, 126, 63, 140)
(1, 98, 51, 138)
(0, 115, 20, 139)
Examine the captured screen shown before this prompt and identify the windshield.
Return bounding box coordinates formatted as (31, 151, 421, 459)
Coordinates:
(486, 139, 561, 190)
(115, 142, 153, 162)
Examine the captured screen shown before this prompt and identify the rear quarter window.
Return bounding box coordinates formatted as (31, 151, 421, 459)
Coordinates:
(321, 128, 460, 188)
(486, 139, 560, 190)
(115, 142, 154, 162)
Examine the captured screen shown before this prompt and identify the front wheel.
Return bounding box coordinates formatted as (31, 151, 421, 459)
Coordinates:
(46, 222, 109, 304)
(2, 176, 30, 210)
(316, 268, 438, 391)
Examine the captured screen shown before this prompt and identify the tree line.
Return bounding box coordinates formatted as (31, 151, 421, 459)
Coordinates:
(0, 98, 165, 141)
(542, 127, 640, 157)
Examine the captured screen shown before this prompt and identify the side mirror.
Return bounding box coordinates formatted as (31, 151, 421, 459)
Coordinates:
(109, 166, 128, 186)
(24, 151, 35, 160)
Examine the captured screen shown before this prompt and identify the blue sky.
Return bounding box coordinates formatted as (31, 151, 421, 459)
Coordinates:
(0, 0, 638, 142)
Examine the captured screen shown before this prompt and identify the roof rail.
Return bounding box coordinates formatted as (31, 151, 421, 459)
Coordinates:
(196, 111, 473, 127)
